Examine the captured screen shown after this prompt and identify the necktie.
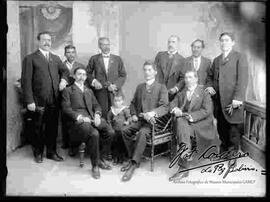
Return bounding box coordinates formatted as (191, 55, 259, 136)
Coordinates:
(45, 53, 49, 61)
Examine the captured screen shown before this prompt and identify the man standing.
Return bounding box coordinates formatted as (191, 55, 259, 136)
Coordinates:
(61, 45, 85, 150)
(120, 61, 168, 182)
(86, 37, 127, 119)
(184, 39, 212, 85)
(62, 67, 114, 179)
(21, 31, 69, 163)
(154, 35, 186, 101)
(169, 70, 218, 181)
(205, 32, 248, 167)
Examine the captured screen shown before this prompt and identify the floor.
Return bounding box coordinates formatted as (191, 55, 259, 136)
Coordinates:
(6, 144, 266, 197)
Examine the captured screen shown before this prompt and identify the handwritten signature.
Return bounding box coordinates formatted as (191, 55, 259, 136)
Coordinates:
(169, 143, 255, 179)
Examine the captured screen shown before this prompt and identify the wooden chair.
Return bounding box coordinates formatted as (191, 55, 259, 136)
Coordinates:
(142, 113, 177, 171)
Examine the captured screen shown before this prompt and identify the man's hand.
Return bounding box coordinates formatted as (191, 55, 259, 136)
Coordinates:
(94, 114, 101, 127)
(27, 103, 36, 112)
(171, 107, 182, 117)
(232, 100, 242, 109)
(83, 117, 92, 123)
(59, 79, 67, 91)
(205, 87, 216, 95)
(131, 115, 138, 122)
(143, 112, 156, 123)
(92, 79, 103, 90)
(168, 87, 178, 95)
(108, 84, 118, 92)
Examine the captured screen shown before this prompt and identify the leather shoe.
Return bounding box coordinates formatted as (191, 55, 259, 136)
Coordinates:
(47, 153, 64, 162)
(61, 144, 69, 149)
(121, 164, 136, 182)
(34, 154, 43, 163)
(98, 160, 112, 170)
(68, 148, 76, 157)
(92, 166, 100, 179)
(169, 171, 189, 181)
(102, 154, 113, 161)
(121, 161, 132, 172)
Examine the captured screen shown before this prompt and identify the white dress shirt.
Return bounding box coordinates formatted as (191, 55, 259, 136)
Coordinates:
(193, 56, 201, 71)
(65, 60, 74, 72)
(39, 48, 49, 60)
(75, 81, 84, 92)
(223, 48, 232, 59)
(186, 84, 197, 101)
(102, 53, 110, 74)
(145, 78, 155, 88)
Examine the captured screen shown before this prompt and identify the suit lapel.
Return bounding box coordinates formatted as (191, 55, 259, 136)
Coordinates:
(36, 49, 49, 63)
(188, 86, 200, 111)
(180, 88, 188, 110)
(107, 55, 114, 78)
(169, 53, 181, 77)
(83, 87, 93, 117)
(221, 50, 234, 66)
(160, 53, 169, 76)
(98, 54, 107, 78)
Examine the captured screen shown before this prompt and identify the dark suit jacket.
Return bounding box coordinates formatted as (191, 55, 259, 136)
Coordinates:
(86, 53, 127, 90)
(85, 53, 127, 117)
(184, 56, 212, 85)
(169, 85, 216, 140)
(205, 50, 248, 123)
(61, 84, 102, 121)
(154, 51, 186, 91)
(21, 50, 69, 107)
(130, 80, 168, 117)
(63, 60, 85, 86)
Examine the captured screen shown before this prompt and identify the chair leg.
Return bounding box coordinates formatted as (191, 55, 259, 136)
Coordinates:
(151, 145, 154, 172)
(79, 142, 86, 167)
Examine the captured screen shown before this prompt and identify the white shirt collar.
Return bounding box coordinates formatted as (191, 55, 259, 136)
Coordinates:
(168, 50, 178, 55)
(145, 78, 155, 86)
(39, 48, 49, 57)
(102, 53, 110, 57)
(193, 56, 201, 62)
(187, 84, 197, 92)
(75, 81, 84, 92)
(111, 106, 127, 116)
(66, 60, 75, 66)
(223, 49, 232, 58)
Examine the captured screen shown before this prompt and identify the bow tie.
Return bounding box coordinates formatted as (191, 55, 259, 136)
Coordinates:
(103, 55, 109, 58)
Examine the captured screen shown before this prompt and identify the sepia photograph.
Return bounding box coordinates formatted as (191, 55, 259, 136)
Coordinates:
(3, 0, 266, 197)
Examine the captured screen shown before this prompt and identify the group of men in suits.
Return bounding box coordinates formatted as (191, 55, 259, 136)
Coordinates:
(21, 31, 248, 182)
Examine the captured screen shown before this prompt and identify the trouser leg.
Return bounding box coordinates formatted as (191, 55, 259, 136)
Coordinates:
(44, 105, 59, 155)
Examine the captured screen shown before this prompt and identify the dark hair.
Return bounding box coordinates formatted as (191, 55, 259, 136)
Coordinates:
(73, 66, 86, 75)
(219, 32, 235, 41)
(185, 69, 198, 78)
(114, 91, 125, 100)
(98, 37, 110, 45)
(191, 39, 205, 48)
(64, 45, 76, 54)
(37, 31, 51, 40)
(143, 60, 157, 71)
(169, 35, 180, 42)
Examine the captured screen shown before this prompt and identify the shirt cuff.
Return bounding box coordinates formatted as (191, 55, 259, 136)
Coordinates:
(76, 114, 83, 121)
(94, 111, 102, 117)
(60, 78, 68, 85)
(148, 111, 157, 118)
(174, 86, 179, 92)
(91, 79, 97, 87)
